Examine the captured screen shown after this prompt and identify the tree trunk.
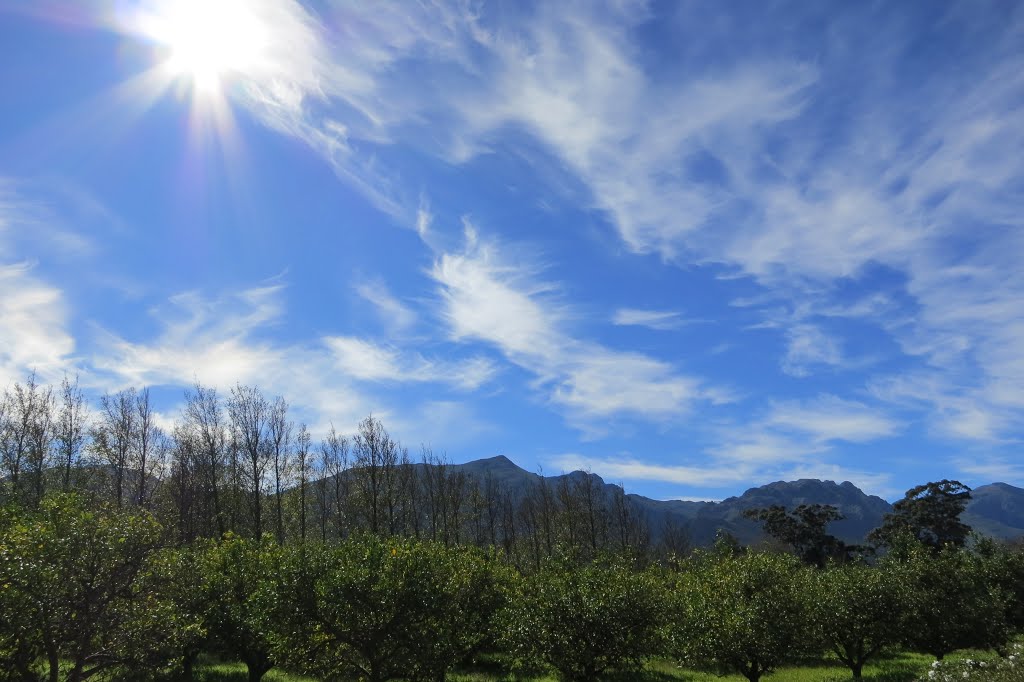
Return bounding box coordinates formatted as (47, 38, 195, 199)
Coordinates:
(246, 658, 272, 682)
(47, 645, 61, 682)
(181, 650, 199, 681)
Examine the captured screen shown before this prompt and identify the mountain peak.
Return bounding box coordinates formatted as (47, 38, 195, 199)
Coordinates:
(475, 454, 520, 469)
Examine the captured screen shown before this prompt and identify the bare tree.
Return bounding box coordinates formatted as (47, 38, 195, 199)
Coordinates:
(659, 514, 693, 563)
(54, 375, 88, 492)
(351, 415, 399, 535)
(1, 374, 54, 506)
(611, 484, 651, 561)
(24, 381, 55, 508)
(169, 421, 200, 543)
(447, 468, 468, 546)
(228, 385, 271, 538)
(294, 423, 312, 543)
(556, 475, 582, 550)
(93, 388, 136, 507)
(420, 448, 467, 545)
(518, 489, 543, 570)
(319, 425, 350, 540)
(422, 447, 447, 542)
(267, 397, 292, 545)
(182, 383, 228, 536)
(575, 471, 609, 558)
(499, 488, 519, 560)
(132, 388, 161, 507)
(397, 447, 421, 538)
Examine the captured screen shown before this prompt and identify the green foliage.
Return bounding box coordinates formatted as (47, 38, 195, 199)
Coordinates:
(200, 534, 281, 682)
(140, 545, 211, 678)
(743, 504, 854, 567)
(0, 494, 173, 682)
(271, 536, 507, 682)
(500, 559, 668, 682)
(974, 538, 1024, 636)
(871, 480, 973, 551)
(669, 551, 817, 682)
(887, 544, 1010, 660)
(811, 563, 911, 677)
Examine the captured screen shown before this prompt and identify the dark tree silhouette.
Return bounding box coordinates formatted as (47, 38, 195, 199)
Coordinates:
(869, 479, 972, 550)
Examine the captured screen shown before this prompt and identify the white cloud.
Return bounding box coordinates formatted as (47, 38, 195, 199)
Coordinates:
(90, 283, 494, 437)
(780, 324, 844, 377)
(612, 308, 685, 331)
(953, 456, 1024, 485)
(0, 262, 76, 387)
(430, 229, 723, 429)
(356, 279, 417, 333)
(325, 335, 495, 390)
(0, 185, 77, 386)
(764, 395, 902, 444)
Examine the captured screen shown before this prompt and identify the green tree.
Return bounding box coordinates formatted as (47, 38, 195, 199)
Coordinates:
(271, 536, 505, 682)
(670, 551, 816, 682)
(140, 546, 210, 680)
(976, 538, 1024, 639)
(811, 563, 909, 678)
(0, 495, 172, 682)
(870, 480, 972, 551)
(744, 504, 854, 567)
(889, 543, 1009, 659)
(501, 559, 667, 682)
(201, 534, 280, 682)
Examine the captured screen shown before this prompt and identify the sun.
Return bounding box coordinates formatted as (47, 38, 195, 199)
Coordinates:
(140, 0, 268, 95)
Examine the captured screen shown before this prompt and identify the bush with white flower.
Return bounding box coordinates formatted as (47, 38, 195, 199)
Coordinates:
(918, 644, 1024, 681)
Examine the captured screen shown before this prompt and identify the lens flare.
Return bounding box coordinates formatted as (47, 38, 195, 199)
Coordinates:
(138, 0, 268, 96)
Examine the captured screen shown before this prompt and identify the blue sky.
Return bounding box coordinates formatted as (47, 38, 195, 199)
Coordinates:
(1, 0, 1022, 501)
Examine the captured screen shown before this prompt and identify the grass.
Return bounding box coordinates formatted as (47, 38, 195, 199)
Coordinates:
(190, 660, 318, 682)
(192, 648, 1006, 682)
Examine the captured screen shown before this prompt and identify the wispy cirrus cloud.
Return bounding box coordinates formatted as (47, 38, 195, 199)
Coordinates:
(0, 262, 75, 387)
(762, 395, 902, 444)
(612, 308, 686, 331)
(325, 336, 496, 390)
(89, 283, 496, 437)
(430, 226, 724, 431)
(356, 278, 417, 333)
(0, 183, 78, 386)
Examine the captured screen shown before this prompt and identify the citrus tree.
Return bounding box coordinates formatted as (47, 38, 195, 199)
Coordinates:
(0, 495, 174, 682)
(889, 543, 1010, 659)
(200, 534, 281, 682)
(271, 536, 506, 682)
(811, 562, 910, 677)
(500, 559, 667, 681)
(670, 551, 816, 682)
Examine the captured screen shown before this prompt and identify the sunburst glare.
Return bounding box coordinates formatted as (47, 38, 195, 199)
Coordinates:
(136, 0, 269, 97)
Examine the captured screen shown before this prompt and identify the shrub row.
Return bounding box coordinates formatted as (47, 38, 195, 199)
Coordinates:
(2, 495, 1023, 682)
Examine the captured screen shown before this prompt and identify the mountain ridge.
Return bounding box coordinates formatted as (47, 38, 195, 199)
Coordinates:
(448, 456, 1024, 545)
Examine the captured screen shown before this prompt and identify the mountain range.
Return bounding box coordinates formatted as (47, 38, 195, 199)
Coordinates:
(456, 455, 1024, 546)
